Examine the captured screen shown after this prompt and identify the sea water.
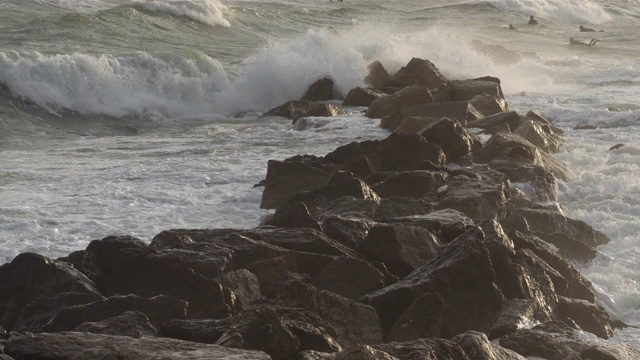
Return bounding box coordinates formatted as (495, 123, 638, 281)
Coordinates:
(1, 0, 639, 347)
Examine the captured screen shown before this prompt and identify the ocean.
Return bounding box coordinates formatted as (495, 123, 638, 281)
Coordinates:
(1, 0, 639, 348)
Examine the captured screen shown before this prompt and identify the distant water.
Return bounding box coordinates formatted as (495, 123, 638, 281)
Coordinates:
(1, 0, 639, 347)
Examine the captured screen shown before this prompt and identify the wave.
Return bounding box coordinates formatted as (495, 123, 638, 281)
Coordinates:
(483, 0, 611, 24)
(134, 0, 232, 27)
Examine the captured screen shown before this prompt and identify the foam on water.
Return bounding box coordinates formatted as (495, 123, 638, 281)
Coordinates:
(484, 0, 611, 24)
(136, 0, 232, 27)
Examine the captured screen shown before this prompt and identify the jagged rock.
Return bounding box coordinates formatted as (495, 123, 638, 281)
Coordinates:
(574, 124, 598, 130)
(363, 228, 505, 338)
(387, 209, 476, 244)
(499, 321, 593, 360)
(418, 117, 478, 162)
(513, 119, 561, 153)
(387, 293, 445, 341)
(469, 93, 509, 116)
(373, 197, 435, 222)
(216, 305, 341, 360)
(378, 133, 446, 171)
(288, 177, 380, 210)
(273, 278, 383, 346)
(260, 155, 339, 209)
(392, 58, 448, 89)
(436, 169, 511, 222)
(321, 216, 375, 250)
(454, 330, 527, 360)
(525, 110, 564, 135)
(301, 77, 336, 101)
(41, 294, 187, 333)
(344, 155, 374, 178)
(489, 299, 540, 339)
(261, 100, 345, 123)
(467, 111, 523, 130)
(449, 79, 503, 101)
(488, 160, 557, 202)
(581, 344, 640, 360)
(266, 202, 322, 231)
(368, 170, 449, 198)
(74, 311, 157, 338)
(342, 87, 386, 107)
(393, 116, 439, 134)
(365, 61, 391, 89)
(479, 122, 511, 135)
(3, 331, 271, 359)
(332, 345, 400, 360)
(0, 253, 100, 330)
(217, 269, 262, 306)
(161, 318, 232, 344)
(311, 256, 386, 300)
(557, 296, 613, 339)
(359, 224, 442, 278)
(401, 101, 483, 127)
(309, 196, 380, 222)
(379, 114, 404, 131)
(17, 292, 105, 333)
(365, 86, 432, 119)
(373, 338, 471, 360)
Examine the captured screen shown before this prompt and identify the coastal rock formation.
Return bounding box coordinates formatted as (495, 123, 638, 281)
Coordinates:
(261, 100, 345, 123)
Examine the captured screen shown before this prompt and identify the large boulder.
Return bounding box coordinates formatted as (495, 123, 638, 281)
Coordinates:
(261, 100, 345, 123)
(489, 299, 541, 339)
(513, 119, 561, 153)
(3, 331, 271, 359)
(217, 269, 263, 307)
(161, 318, 232, 344)
(373, 338, 471, 360)
(301, 77, 336, 101)
(73, 311, 157, 338)
(401, 101, 483, 126)
(453, 330, 527, 360)
(17, 292, 105, 333)
(321, 216, 375, 250)
(386, 293, 445, 341)
(0, 253, 100, 330)
(365, 86, 432, 119)
(418, 117, 479, 162)
(386, 209, 476, 244)
(368, 170, 449, 198)
(499, 321, 593, 360)
(469, 93, 509, 116)
(342, 87, 386, 107)
(449, 79, 503, 101)
(311, 256, 386, 300)
(488, 160, 557, 202)
(556, 296, 613, 339)
(372, 197, 435, 222)
(467, 111, 523, 131)
(378, 133, 446, 171)
(392, 58, 448, 89)
(365, 61, 391, 89)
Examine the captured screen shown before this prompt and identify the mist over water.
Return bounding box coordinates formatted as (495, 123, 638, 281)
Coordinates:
(1, 0, 640, 346)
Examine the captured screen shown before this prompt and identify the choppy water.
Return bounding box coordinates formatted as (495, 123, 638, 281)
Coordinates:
(1, 0, 640, 348)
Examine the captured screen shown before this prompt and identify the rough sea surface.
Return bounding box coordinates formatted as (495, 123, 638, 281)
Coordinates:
(1, 0, 639, 348)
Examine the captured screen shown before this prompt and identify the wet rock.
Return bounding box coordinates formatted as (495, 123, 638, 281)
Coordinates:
(392, 57, 448, 89)
(469, 93, 509, 116)
(266, 202, 322, 231)
(401, 101, 483, 127)
(363, 228, 505, 338)
(387, 293, 445, 341)
(342, 87, 386, 107)
(393, 116, 439, 134)
(359, 224, 442, 278)
(454, 330, 527, 360)
(330, 345, 400, 360)
(288, 177, 380, 210)
(581, 344, 640, 360)
(379, 113, 404, 131)
(513, 119, 561, 153)
(449, 79, 503, 101)
(368, 170, 449, 198)
(365, 61, 391, 89)
(467, 111, 523, 131)
(0, 253, 100, 330)
(3, 331, 271, 360)
(217, 269, 262, 306)
(261, 100, 345, 123)
(161, 318, 232, 344)
(365, 86, 432, 119)
(489, 299, 540, 339)
(525, 110, 564, 135)
(488, 160, 557, 202)
(372, 197, 434, 222)
(418, 117, 479, 162)
(321, 216, 375, 250)
(609, 143, 625, 151)
(378, 133, 446, 171)
(74, 311, 157, 338)
(17, 292, 105, 333)
(344, 155, 374, 179)
(301, 77, 336, 101)
(311, 256, 386, 300)
(386, 209, 476, 244)
(373, 338, 470, 360)
(557, 296, 613, 339)
(309, 196, 380, 222)
(573, 124, 598, 130)
(499, 321, 592, 360)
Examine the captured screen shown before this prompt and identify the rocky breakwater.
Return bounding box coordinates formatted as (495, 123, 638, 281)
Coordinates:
(0, 58, 638, 360)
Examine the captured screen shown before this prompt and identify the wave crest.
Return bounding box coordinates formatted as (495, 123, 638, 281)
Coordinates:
(137, 0, 232, 27)
(485, 0, 611, 24)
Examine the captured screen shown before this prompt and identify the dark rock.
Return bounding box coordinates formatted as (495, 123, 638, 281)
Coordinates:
(301, 77, 336, 101)
(513, 119, 561, 153)
(581, 344, 640, 360)
(261, 100, 345, 123)
(359, 224, 442, 278)
(609, 143, 625, 151)
(488, 160, 557, 202)
(454, 330, 527, 360)
(418, 117, 478, 162)
(288, 177, 380, 210)
(42, 294, 187, 333)
(309, 196, 380, 223)
(161, 318, 232, 344)
(401, 101, 483, 127)
(499, 321, 592, 360)
(373, 338, 471, 360)
(373, 197, 434, 222)
(342, 87, 386, 107)
(363, 228, 505, 338)
(321, 216, 375, 250)
(393, 116, 439, 134)
(467, 111, 523, 131)
(449, 79, 503, 101)
(311, 256, 385, 300)
(266, 202, 322, 231)
(392, 58, 448, 89)
(3, 331, 271, 359)
(387, 209, 476, 244)
(525, 110, 564, 135)
(18, 292, 105, 333)
(489, 299, 540, 339)
(574, 124, 598, 130)
(345, 155, 374, 178)
(379, 113, 404, 131)
(328, 345, 399, 360)
(365, 61, 391, 89)
(74, 311, 157, 338)
(217, 269, 262, 306)
(378, 133, 446, 171)
(387, 293, 445, 341)
(365, 86, 432, 119)
(469, 93, 509, 116)
(557, 296, 613, 339)
(369, 170, 449, 198)
(0, 253, 100, 330)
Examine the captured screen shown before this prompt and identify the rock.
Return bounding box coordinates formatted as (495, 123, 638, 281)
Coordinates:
(401, 101, 483, 127)
(418, 117, 478, 162)
(161, 318, 232, 344)
(557, 296, 613, 339)
(331, 345, 400, 360)
(260, 155, 339, 209)
(469, 93, 509, 116)
(392, 58, 448, 89)
(499, 321, 593, 360)
(372, 197, 434, 222)
(373, 338, 471, 360)
(573, 124, 598, 130)
(311, 256, 386, 300)
(344, 155, 374, 179)
(359, 224, 442, 278)
(266, 202, 322, 231)
(525, 110, 564, 135)
(581, 344, 640, 360)
(273, 278, 383, 346)
(387, 209, 476, 244)
(216, 305, 342, 360)
(74, 311, 157, 338)
(489, 299, 540, 339)
(467, 111, 523, 131)
(42, 294, 187, 333)
(365, 86, 432, 119)
(301, 77, 336, 101)
(387, 293, 445, 341)
(17, 292, 105, 333)
(454, 330, 527, 360)
(342, 87, 386, 107)
(217, 269, 262, 306)
(288, 176, 380, 210)
(513, 119, 561, 153)
(0, 253, 100, 330)
(368, 170, 449, 198)
(449, 79, 503, 101)
(379, 114, 404, 131)
(365, 61, 391, 89)
(363, 228, 505, 338)
(378, 133, 446, 171)
(321, 216, 375, 250)
(261, 100, 345, 123)
(488, 160, 557, 202)
(393, 116, 439, 134)
(609, 143, 625, 151)
(3, 331, 271, 359)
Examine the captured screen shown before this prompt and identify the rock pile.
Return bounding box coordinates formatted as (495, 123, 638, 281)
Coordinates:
(1, 58, 637, 360)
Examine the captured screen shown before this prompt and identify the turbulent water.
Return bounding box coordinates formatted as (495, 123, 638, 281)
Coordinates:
(1, 0, 640, 348)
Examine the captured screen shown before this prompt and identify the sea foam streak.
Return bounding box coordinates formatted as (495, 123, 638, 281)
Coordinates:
(137, 0, 232, 27)
(485, 0, 611, 24)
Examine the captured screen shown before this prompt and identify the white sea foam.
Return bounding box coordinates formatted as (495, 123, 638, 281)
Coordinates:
(484, 0, 611, 24)
(137, 0, 232, 27)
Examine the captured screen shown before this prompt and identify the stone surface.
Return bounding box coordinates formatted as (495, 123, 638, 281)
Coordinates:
(342, 87, 386, 107)
(387, 209, 476, 244)
(261, 100, 345, 123)
(467, 111, 523, 131)
(499, 321, 592, 360)
(372, 197, 434, 222)
(373, 338, 471, 360)
(392, 58, 448, 89)
(488, 160, 557, 202)
(454, 330, 527, 360)
(469, 93, 509, 116)
(557, 296, 613, 339)
(365, 86, 432, 119)
(218, 269, 263, 306)
(321, 216, 375, 250)
(449, 79, 503, 101)
(368, 170, 449, 198)
(161, 318, 232, 344)
(301, 77, 336, 101)
(386, 293, 445, 341)
(18, 292, 105, 333)
(74, 311, 157, 338)
(365, 61, 391, 89)
(418, 117, 478, 162)
(401, 101, 483, 127)
(311, 256, 386, 300)
(513, 119, 561, 153)
(266, 202, 322, 231)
